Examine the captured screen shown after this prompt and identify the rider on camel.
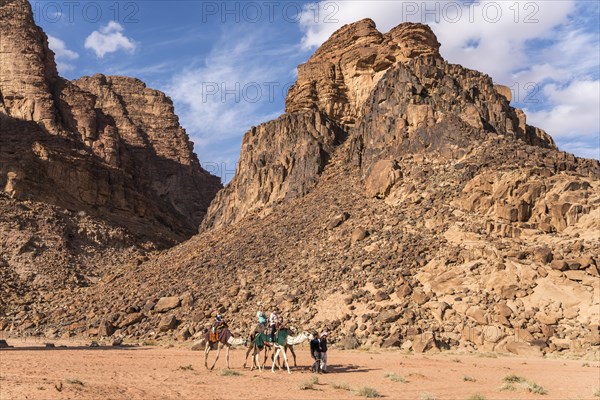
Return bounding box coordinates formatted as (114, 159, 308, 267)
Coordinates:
(256, 309, 267, 333)
(212, 314, 227, 334)
(269, 309, 282, 343)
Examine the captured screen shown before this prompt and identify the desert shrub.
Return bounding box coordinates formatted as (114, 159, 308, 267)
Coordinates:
(219, 369, 241, 377)
(356, 386, 382, 398)
(384, 372, 406, 383)
(333, 382, 351, 391)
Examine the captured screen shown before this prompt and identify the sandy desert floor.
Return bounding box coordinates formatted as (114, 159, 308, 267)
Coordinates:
(0, 339, 598, 400)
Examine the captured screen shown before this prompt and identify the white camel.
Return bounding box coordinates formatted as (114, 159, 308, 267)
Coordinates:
(271, 330, 313, 373)
(272, 330, 313, 373)
(246, 330, 313, 373)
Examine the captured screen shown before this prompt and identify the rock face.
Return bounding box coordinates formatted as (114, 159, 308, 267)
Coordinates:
(202, 111, 345, 230)
(2, 14, 599, 356)
(0, 0, 60, 132)
(349, 56, 557, 176)
(0, 191, 150, 314)
(286, 19, 441, 126)
(0, 0, 221, 243)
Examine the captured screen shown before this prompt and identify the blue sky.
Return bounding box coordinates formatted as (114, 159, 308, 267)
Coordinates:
(34, 1, 599, 181)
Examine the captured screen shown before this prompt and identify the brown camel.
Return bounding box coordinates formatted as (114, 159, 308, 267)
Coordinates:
(203, 328, 246, 370)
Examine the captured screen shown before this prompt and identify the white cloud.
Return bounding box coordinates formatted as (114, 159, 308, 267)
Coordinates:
(298, 0, 599, 159)
(525, 80, 600, 140)
(47, 35, 79, 73)
(84, 21, 136, 58)
(557, 141, 599, 160)
(300, 1, 577, 82)
(166, 28, 299, 175)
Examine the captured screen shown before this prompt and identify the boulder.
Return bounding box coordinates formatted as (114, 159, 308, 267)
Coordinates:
(158, 315, 179, 332)
(411, 290, 429, 305)
(585, 324, 600, 346)
(466, 307, 488, 325)
(327, 212, 350, 230)
(549, 260, 568, 271)
(98, 320, 115, 337)
(338, 335, 360, 350)
(377, 310, 401, 323)
(396, 284, 412, 298)
(374, 291, 390, 302)
(505, 341, 543, 357)
(494, 84, 512, 102)
(155, 297, 181, 313)
(382, 334, 402, 348)
(495, 303, 513, 318)
(566, 260, 582, 270)
(191, 339, 206, 351)
(119, 312, 144, 328)
(351, 227, 369, 244)
(365, 160, 402, 198)
(177, 328, 191, 341)
(533, 247, 553, 264)
(412, 332, 437, 353)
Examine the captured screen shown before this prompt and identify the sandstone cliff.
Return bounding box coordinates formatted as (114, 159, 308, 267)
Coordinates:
(203, 19, 558, 231)
(202, 111, 345, 230)
(286, 19, 441, 126)
(0, 0, 221, 243)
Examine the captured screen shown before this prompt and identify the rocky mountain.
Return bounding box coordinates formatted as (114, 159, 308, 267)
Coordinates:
(0, 0, 221, 244)
(0, 0, 220, 313)
(1, 10, 598, 356)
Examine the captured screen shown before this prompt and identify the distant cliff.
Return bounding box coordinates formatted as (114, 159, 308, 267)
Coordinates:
(0, 0, 221, 243)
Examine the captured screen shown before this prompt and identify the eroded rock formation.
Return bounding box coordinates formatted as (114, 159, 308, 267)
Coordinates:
(202, 112, 345, 230)
(0, 0, 221, 243)
(286, 19, 442, 126)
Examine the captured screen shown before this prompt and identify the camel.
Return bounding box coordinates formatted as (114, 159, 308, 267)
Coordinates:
(245, 328, 312, 373)
(203, 327, 246, 370)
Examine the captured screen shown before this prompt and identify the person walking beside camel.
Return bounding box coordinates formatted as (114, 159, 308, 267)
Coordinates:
(319, 332, 329, 373)
(310, 332, 321, 373)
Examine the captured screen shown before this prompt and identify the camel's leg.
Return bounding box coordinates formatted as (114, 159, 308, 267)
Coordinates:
(253, 347, 262, 372)
(271, 347, 281, 373)
(270, 346, 281, 370)
(243, 343, 252, 368)
(204, 342, 210, 369)
(256, 348, 263, 372)
(289, 345, 297, 367)
(263, 346, 269, 367)
(211, 342, 222, 370)
(226, 345, 230, 369)
(281, 346, 291, 374)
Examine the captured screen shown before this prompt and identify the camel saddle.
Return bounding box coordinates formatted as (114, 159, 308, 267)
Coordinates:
(205, 327, 231, 345)
(253, 329, 288, 348)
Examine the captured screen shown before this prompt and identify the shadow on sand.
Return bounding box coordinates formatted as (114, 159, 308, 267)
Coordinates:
(328, 364, 378, 373)
(288, 364, 378, 374)
(0, 345, 150, 352)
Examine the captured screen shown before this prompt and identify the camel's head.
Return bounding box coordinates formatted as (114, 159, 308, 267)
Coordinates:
(287, 326, 298, 335)
(302, 331, 314, 340)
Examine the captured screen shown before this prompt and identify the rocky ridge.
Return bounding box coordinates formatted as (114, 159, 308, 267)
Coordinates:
(0, 0, 221, 243)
